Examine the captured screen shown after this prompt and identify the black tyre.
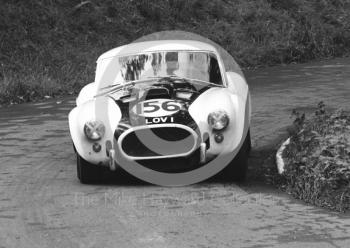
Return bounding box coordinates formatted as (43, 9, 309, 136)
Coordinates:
(223, 129, 251, 181)
(77, 154, 102, 184)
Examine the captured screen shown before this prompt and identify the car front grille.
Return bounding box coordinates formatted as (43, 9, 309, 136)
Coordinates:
(119, 125, 197, 158)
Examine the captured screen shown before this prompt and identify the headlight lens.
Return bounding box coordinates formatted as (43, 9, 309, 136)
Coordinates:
(84, 120, 105, 141)
(207, 110, 229, 130)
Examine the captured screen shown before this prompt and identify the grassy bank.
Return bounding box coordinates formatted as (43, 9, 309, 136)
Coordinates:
(1, 0, 350, 104)
(279, 103, 350, 212)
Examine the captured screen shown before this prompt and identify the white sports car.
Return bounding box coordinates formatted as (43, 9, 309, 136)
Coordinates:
(69, 40, 251, 184)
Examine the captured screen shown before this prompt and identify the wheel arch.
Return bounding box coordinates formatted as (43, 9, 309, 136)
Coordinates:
(69, 97, 122, 164)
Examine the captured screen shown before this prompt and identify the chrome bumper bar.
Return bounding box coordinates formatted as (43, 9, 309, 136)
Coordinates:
(199, 142, 206, 164)
(107, 138, 207, 171)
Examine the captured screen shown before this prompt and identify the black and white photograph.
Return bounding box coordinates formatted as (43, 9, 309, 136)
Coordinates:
(0, 0, 349, 247)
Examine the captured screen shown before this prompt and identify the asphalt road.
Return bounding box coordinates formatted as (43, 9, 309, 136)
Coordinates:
(0, 58, 350, 248)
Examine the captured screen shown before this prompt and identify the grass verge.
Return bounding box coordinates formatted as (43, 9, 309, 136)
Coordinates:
(1, 0, 350, 105)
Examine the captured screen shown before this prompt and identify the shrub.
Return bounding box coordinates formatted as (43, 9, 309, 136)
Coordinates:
(282, 102, 350, 211)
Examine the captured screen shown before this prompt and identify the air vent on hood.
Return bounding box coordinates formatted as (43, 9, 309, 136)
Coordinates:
(144, 87, 171, 100)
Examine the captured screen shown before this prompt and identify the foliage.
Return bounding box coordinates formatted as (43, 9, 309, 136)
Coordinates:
(282, 102, 350, 211)
(1, 0, 350, 104)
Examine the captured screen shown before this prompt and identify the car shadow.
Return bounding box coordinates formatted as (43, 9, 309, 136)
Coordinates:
(90, 145, 279, 188)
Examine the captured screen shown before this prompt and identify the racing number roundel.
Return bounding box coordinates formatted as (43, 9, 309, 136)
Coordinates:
(132, 99, 182, 117)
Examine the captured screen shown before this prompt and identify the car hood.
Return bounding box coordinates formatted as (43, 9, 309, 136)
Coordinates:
(111, 80, 211, 129)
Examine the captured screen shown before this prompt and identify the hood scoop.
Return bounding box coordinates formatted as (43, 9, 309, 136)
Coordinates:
(144, 86, 171, 100)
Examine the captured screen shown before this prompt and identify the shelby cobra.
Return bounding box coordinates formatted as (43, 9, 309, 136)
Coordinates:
(69, 40, 251, 184)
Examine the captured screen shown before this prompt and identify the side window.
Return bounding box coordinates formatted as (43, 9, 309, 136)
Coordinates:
(209, 56, 222, 84)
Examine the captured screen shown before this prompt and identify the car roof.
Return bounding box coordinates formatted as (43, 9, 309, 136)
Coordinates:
(97, 40, 219, 61)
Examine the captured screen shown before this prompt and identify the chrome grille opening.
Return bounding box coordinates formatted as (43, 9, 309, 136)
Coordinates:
(120, 126, 197, 158)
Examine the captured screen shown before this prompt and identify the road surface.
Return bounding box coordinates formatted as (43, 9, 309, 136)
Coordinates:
(0, 58, 349, 247)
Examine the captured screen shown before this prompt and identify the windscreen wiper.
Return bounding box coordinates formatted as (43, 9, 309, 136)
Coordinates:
(94, 78, 156, 97)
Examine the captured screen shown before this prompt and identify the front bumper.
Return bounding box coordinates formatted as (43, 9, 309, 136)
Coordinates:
(107, 141, 207, 172)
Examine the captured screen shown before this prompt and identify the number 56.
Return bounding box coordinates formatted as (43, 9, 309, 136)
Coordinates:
(136, 100, 181, 114)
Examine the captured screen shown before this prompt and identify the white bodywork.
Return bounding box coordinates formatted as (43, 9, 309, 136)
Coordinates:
(69, 40, 250, 168)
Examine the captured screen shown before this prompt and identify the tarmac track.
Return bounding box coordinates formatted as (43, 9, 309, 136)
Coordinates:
(0, 58, 349, 248)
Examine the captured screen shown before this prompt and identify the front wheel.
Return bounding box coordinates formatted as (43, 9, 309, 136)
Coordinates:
(223, 129, 251, 181)
(77, 154, 103, 184)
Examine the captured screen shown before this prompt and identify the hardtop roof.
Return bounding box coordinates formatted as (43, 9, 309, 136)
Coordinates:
(97, 40, 219, 61)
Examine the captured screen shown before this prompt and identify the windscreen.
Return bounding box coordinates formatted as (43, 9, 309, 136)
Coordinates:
(98, 51, 223, 86)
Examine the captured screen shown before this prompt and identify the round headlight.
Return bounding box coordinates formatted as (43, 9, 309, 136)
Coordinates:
(207, 110, 229, 130)
(84, 120, 105, 141)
